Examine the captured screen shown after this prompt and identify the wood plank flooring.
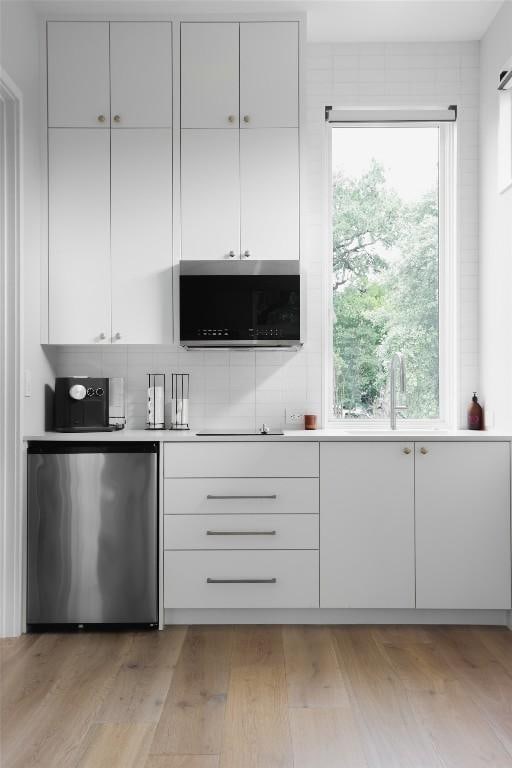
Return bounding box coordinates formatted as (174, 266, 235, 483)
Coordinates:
(1, 626, 512, 768)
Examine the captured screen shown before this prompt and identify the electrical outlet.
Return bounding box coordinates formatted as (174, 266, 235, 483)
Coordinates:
(285, 409, 304, 427)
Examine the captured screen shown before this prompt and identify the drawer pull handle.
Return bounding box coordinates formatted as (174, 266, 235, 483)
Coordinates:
(206, 530, 277, 536)
(206, 578, 277, 584)
(206, 494, 277, 500)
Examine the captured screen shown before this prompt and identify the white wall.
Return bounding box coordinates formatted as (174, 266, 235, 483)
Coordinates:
(479, 2, 512, 431)
(55, 36, 479, 430)
(0, 1, 56, 434)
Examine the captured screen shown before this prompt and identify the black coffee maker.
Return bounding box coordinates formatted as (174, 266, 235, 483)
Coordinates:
(54, 377, 114, 432)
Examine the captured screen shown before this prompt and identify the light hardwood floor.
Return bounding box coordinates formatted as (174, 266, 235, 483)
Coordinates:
(1, 625, 512, 767)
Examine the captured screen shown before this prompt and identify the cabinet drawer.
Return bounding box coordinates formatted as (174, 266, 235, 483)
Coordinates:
(164, 513, 318, 550)
(164, 478, 319, 515)
(164, 442, 319, 478)
(164, 550, 319, 608)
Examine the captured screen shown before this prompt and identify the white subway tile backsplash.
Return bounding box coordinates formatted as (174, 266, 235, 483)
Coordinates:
(54, 40, 478, 431)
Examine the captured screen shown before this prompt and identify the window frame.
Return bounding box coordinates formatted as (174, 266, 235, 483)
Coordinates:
(322, 119, 457, 430)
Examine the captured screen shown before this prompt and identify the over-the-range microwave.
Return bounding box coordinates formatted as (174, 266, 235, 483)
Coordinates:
(179, 260, 302, 349)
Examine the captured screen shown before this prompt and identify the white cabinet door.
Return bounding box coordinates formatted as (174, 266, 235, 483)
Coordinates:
(180, 129, 240, 260)
(110, 22, 172, 128)
(48, 129, 111, 344)
(180, 23, 239, 129)
(111, 130, 172, 344)
(47, 22, 109, 128)
(240, 22, 299, 128)
(320, 442, 415, 609)
(240, 128, 299, 260)
(415, 442, 511, 609)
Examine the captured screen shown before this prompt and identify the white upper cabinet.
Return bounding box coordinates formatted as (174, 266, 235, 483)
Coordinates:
(110, 130, 172, 344)
(240, 22, 298, 128)
(415, 442, 511, 610)
(180, 23, 239, 128)
(240, 128, 299, 260)
(48, 129, 111, 344)
(47, 21, 173, 344)
(47, 22, 109, 128)
(320, 443, 415, 609)
(179, 20, 301, 260)
(181, 129, 240, 260)
(110, 22, 172, 128)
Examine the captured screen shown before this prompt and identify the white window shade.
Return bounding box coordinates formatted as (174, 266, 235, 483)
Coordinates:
(325, 105, 457, 123)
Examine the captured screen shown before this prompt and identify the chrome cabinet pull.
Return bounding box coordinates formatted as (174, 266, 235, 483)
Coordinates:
(420, 446, 429, 455)
(97, 114, 105, 123)
(228, 250, 236, 258)
(243, 115, 250, 123)
(242, 250, 250, 259)
(402, 447, 411, 454)
(228, 114, 235, 123)
(206, 494, 277, 500)
(99, 332, 106, 340)
(206, 530, 277, 536)
(207, 577, 277, 584)
(113, 114, 121, 123)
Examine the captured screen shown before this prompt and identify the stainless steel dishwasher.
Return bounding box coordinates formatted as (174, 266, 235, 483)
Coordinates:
(27, 441, 158, 629)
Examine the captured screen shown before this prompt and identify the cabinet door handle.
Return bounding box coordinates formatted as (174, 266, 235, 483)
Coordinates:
(206, 578, 277, 584)
(99, 332, 106, 340)
(114, 332, 121, 341)
(243, 115, 250, 123)
(113, 114, 121, 123)
(228, 250, 236, 258)
(242, 250, 250, 259)
(228, 114, 235, 123)
(97, 114, 105, 123)
(420, 446, 429, 455)
(206, 494, 277, 500)
(206, 530, 277, 536)
(402, 447, 411, 454)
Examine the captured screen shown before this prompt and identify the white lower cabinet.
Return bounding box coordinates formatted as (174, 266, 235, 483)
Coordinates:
(163, 478, 319, 515)
(164, 442, 319, 479)
(163, 440, 511, 615)
(320, 442, 415, 609)
(164, 550, 319, 609)
(163, 442, 319, 611)
(415, 441, 511, 609)
(164, 513, 318, 550)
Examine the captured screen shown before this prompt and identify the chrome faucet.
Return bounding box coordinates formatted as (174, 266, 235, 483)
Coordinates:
(389, 352, 407, 430)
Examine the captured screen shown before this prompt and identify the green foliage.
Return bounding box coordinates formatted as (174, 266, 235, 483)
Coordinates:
(333, 284, 387, 415)
(332, 161, 439, 419)
(332, 159, 403, 291)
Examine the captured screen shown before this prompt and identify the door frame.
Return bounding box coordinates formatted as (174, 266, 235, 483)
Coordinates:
(0, 69, 24, 638)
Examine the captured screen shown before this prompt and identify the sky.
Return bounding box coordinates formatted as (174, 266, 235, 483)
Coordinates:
(331, 125, 439, 202)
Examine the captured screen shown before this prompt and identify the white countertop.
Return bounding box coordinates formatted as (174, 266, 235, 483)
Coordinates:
(23, 428, 512, 442)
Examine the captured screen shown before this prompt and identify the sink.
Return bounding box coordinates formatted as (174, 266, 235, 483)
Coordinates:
(196, 429, 285, 436)
(342, 429, 450, 437)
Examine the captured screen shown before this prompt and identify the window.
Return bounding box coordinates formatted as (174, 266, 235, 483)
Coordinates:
(328, 118, 455, 425)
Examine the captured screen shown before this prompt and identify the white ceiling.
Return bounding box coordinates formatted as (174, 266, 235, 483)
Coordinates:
(27, 0, 506, 42)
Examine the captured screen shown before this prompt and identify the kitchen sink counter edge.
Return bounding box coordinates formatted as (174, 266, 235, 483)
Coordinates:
(23, 429, 512, 442)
